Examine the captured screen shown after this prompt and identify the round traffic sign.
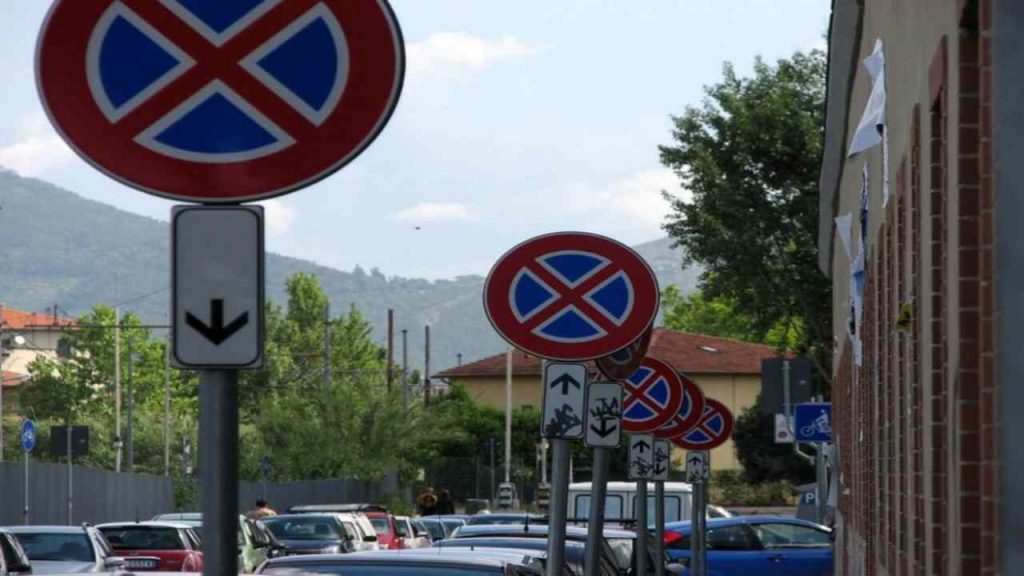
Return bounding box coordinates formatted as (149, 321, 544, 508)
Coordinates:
(483, 232, 659, 361)
(36, 0, 404, 202)
(596, 326, 653, 381)
(621, 357, 685, 434)
(671, 398, 735, 451)
(654, 371, 706, 439)
(21, 420, 37, 452)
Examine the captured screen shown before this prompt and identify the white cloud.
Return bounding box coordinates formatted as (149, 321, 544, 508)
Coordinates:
(0, 111, 75, 177)
(407, 33, 548, 75)
(391, 202, 476, 223)
(258, 198, 297, 235)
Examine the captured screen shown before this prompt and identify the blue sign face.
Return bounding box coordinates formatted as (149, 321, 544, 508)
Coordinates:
(794, 403, 832, 443)
(21, 420, 37, 452)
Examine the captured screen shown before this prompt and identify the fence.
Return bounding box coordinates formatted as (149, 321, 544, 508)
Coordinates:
(0, 461, 174, 526)
(238, 475, 400, 513)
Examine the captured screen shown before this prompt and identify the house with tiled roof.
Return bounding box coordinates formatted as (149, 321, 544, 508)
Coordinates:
(0, 305, 75, 394)
(434, 327, 785, 470)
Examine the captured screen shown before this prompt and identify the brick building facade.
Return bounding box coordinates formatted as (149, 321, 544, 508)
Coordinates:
(817, 1, 1024, 574)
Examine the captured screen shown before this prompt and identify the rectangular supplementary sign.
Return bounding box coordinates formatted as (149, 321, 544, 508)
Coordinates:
(760, 357, 813, 414)
(685, 451, 709, 484)
(652, 439, 671, 481)
(541, 363, 587, 439)
(585, 381, 623, 448)
(628, 434, 655, 480)
(172, 206, 264, 369)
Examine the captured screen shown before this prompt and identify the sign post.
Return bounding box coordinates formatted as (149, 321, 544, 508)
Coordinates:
(21, 420, 35, 525)
(483, 232, 660, 576)
(795, 402, 833, 524)
(583, 382, 622, 576)
(541, 362, 586, 574)
(652, 439, 671, 576)
(629, 434, 655, 576)
(686, 452, 710, 576)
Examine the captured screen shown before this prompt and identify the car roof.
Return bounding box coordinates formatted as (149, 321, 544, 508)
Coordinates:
(261, 514, 339, 522)
(4, 526, 91, 534)
(153, 513, 202, 520)
(453, 524, 590, 539)
(569, 481, 693, 492)
(97, 522, 192, 529)
(265, 551, 510, 568)
(663, 515, 833, 532)
(288, 504, 388, 513)
(439, 537, 581, 549)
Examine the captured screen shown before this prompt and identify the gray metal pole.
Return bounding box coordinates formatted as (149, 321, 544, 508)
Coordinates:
(690, 474, 708, 576)
(164, 331, 171, 476)
(546, 438, 570, 576)
(66, 422, 73, 524)
(200, 370, 239, 576)
(504, 346, 513, 483)
(816, 442, 828, 523)
(636, 481, 648, 576)
(323, 304, 331, 390)
(424, 326, 431, 404)
(655, 481, 665, 576)
(23, 450, 29, 524)
(401, 329, 409, 416)
(584, 447, 610, 576)
(115, 308, 122, 473)
(489, 439, 496, 505)
(127, 331, 134, 472)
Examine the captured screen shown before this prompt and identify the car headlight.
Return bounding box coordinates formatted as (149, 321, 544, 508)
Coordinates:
(319, 545, 341, 554)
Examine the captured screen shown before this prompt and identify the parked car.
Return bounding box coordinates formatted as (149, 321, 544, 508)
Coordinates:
(0, 530, 32, 576)
(5, 525, 125, 574)
(394, 516, 431, 549)
(151, 512, 284, 571)
(97, 521, 203, 572)
(260, 514, 361, 556)
(418, 516, 466, 541)
(465, 513, 548, 526)
(283, 507, 379, 551)
(436, 535, 622, 576)
(256, 550, 544, 576)
(662, 516, 833, 576)
(364, 513, 405, 550)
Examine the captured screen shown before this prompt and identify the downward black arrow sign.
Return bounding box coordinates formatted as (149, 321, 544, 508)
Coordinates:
(590, 419, 617, 438)
(186, 299, 249, 345)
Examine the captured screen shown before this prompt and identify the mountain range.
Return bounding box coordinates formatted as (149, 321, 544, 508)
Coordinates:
(0, 168, 701, 370)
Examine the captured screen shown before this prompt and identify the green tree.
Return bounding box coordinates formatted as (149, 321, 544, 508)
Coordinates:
(661, 286, 802, 349)
(659, 50, 831, 387)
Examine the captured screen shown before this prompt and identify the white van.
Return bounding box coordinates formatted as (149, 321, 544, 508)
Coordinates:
(567, 481, 695, 526)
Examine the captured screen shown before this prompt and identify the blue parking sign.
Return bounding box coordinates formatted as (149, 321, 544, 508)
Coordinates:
(21, 420, 36, 452)
(794, 403, 832, 443)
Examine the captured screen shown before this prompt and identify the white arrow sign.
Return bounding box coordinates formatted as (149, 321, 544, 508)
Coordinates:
(628, 434, 656, 480)
(542, 363, 587, 439)
(686, 451, 710, 484)
(653, 439, 671, 481)
(585, 381, 623, 448)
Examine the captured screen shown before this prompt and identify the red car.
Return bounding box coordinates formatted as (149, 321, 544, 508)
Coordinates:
(365, 513, 411, 550)
(97, 522, 203, 572)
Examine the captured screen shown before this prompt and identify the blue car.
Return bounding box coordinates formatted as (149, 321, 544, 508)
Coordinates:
(660, 516, 832, 576)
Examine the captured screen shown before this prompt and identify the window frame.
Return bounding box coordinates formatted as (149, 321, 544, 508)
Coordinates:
(749, 522, 832, 550)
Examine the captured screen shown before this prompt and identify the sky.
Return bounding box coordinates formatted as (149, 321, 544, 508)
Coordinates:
(0, 1, 829, 280)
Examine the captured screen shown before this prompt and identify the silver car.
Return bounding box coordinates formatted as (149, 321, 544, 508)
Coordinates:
(5, 526, 125, 574)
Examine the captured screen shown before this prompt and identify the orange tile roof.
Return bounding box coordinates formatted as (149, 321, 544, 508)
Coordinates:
(0, 307, 75, 329)
(2, 371, 30, 388)
(435, 327, 788, 379)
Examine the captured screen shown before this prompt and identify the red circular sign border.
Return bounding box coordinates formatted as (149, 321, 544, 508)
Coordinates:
(36, 0, 405, 203)
(483, 232, 660, 362)
(654, 371, 707, 439)
(596, 325, 653, 382)
(620, 357, 685, 434)
(670, 398, 735, 451)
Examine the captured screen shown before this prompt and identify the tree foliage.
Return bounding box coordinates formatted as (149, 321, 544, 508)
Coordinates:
(659, 50, 831, 386)
(661, 286, 801, 349)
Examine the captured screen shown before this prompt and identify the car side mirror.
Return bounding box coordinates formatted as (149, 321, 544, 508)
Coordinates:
(103, 557, 126, 570)
(665, 563, 686, 575)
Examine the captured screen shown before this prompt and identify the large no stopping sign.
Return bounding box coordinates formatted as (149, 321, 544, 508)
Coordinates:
(36, 0, 404, 202)
(483, 232, 660, 362)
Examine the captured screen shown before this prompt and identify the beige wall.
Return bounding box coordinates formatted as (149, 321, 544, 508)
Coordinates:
(451, 372, 761, 471)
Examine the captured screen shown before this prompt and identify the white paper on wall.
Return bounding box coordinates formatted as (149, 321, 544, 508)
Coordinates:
(835, 214, 853, 259)
(848, 39, 887, 156)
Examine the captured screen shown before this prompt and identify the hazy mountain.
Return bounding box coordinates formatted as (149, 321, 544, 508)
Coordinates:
(0, 169, 700, 370)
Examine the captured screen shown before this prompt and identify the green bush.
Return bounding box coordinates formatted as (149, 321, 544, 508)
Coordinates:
(709, 470, 795, 506)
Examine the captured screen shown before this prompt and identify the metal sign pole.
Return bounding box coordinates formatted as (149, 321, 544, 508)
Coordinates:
(816, 442, 827, 523)
(200, 370, 239, 576)
(584, 447, 610, 576)
(655, 481, 665, 576)
(636, 480, 648, 576)
(23, 450, 29, 525)
(66, 423, 73, 524)
(546, 438, 570, 576)
(687, 450, 708, 576)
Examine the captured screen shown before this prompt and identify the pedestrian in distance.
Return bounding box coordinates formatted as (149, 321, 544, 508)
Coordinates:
(437, 489, 455, 515)
(417, 487, 438, 516)
(245, 498, 277, 520)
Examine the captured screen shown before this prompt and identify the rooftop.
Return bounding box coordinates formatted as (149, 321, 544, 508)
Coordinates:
(0, 306, 75, 330)
(435, 327, 786, 378)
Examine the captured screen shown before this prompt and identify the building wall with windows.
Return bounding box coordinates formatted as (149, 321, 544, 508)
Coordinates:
(819, 1, 1003, 574)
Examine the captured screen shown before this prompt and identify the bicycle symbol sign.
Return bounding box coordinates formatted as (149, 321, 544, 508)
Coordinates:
(794, 402, 832, 443)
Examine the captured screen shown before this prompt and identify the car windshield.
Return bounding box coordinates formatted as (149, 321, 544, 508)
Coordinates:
(263, 518, 342, 541)
(369, 518, 391, 535)
(15, 533, 94, 563)
(422, 521, 446, 540)
(261, 564, 501, 576)
(99, 526, 184, 551)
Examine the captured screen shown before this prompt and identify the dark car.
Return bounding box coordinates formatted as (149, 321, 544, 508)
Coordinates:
(465, 513, 548, 526)
(260, 514, 361, 556)
(256, 550, 543, 576)
(662, 516, 832, 576)
(0, 530, 32, 576)
(418, 516, 466, 541)
(436, 536, 621, 576)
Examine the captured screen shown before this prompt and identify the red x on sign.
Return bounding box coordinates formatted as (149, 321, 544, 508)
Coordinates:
(620, 357, 685, 434)
(37, 0, 404, 202)
(484, 232, 660, 362)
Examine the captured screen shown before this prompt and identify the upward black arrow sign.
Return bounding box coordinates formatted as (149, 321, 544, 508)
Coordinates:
(186, 299, 249, 345)
(550, 373, 582, 395)
(632, 439, 651, 453)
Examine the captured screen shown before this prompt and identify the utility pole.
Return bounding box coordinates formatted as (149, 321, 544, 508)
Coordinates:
(504, 346, 512, 483)
(114, 307, 122, 473)
(323, 303, 331, 390)
(401, 329, 409, 416)
(457, 353, 463, 366)
(423, 326, 431, 405)
(164, 330, 171, 476)
(126, 329, 134, 472)
(0, 315, 5, 463)
(386, 309, 394, 392)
